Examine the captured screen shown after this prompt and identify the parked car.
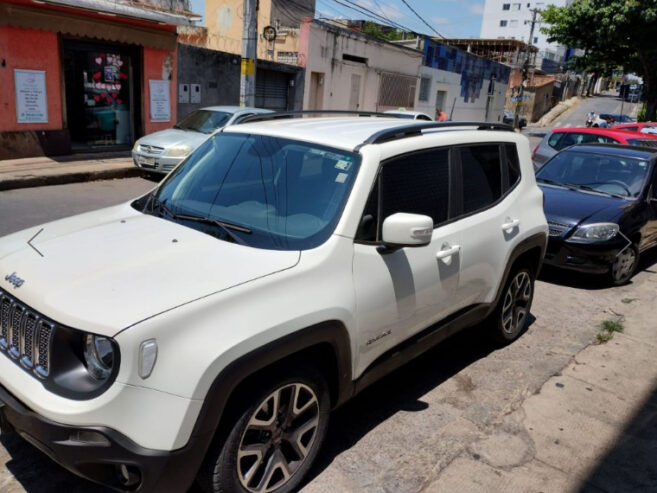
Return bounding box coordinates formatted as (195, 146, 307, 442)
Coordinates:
(532, 127, 657, 169)
(384, 109, 434, 120)
(536, 143, 657, 284)
(591, 113, 635, 127)
(0, 116, 547, 493)
(132, 106, 273, 174)
(613, 122, 657, 135)
(503, 109, 527, 129)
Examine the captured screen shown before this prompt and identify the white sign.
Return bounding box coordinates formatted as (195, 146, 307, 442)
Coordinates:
(149, 79, 171, 122)
(14, 69, 48, 123)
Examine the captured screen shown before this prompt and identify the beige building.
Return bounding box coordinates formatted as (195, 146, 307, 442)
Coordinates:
(204, 0, 314, 65)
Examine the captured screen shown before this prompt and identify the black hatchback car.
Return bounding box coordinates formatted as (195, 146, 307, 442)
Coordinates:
(536, 144, 657, 284)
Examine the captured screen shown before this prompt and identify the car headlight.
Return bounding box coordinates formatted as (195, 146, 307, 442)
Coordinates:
(165, 145, 193, 157)
(132, 140, 140, 151)
(569, 223, 619, 242)
(84, 334, 115, 380)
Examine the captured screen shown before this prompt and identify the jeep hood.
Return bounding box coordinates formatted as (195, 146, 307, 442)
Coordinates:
(0, 203, 300, 336)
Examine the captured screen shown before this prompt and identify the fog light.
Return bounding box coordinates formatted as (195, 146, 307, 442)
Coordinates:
(139, 339, 158, 379)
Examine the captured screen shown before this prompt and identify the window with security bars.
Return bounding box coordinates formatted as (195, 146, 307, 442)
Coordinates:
(418, 77, 431, 101)
(378, 73, 417, 109)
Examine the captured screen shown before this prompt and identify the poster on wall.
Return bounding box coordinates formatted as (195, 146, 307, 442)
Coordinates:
(14, 69, 48, 123)
(149, 79, 171, 122)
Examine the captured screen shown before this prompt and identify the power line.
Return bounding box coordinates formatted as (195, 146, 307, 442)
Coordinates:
(397, 0, 444, 38)
(332, 0, 414, 33)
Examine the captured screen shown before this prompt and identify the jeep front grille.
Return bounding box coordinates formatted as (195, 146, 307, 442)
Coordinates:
(0, 288, 54, 379)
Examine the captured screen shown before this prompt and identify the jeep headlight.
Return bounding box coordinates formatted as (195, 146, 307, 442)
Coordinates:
(84, 334, 115, 380)
(569, 223, 619, 242)
(165, 144, 193, 157)
(132, 140, 140, 151)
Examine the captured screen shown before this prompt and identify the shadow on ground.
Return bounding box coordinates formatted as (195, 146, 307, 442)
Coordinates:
(300, 319, 517, 487)
(578, 383, 657, 492)
(539, 247, 657, 290)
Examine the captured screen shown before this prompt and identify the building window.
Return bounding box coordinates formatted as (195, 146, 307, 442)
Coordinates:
(502, 3, 510, 9)
(418, 77, 431, 101)
(500, 20, 508, 26)
(512, 3, 521, 9)
(533, 36, 538, 43)
(509, 19, 518, 27)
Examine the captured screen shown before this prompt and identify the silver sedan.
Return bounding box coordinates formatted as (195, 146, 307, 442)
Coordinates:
(132, 106, 273, 174)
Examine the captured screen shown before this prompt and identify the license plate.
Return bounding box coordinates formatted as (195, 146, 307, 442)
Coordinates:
(138, 156, 155, 168)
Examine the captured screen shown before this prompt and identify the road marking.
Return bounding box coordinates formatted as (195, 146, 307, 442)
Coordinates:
(564, 123, 572, 127)
(555, 121, 562, 127)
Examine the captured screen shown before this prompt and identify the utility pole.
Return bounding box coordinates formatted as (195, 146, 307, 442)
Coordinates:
(240, 0, 257, 107)
(514, 8, 540, 129)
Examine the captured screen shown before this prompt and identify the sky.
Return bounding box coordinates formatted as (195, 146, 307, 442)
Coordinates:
(188, 0, 486, 39)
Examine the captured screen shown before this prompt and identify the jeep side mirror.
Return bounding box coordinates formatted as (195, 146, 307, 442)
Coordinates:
(380, 213, 433, 251)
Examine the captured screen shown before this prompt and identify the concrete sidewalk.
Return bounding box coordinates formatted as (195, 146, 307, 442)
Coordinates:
(0, 152, 143, 191)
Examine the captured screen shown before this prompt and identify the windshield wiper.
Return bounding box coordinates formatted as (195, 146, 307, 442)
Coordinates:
(537, 177, 572, 189)
(152, 198, 251, 244)
(568, 183, 625, 199)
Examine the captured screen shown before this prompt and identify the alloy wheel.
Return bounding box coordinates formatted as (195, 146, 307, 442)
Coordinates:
(611, 247, 637, 283)
(501, 271, 532, 335)
(237, 383, 320, 493)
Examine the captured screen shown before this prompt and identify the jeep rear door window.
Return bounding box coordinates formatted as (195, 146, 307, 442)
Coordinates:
(504, 143, 521, 191)
(380, 148, 450, 227)
(459, 145, 502, 214)
(144, 132, 361, 250)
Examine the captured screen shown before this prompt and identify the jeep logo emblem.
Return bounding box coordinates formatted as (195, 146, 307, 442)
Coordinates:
(4, 272, 24, 289)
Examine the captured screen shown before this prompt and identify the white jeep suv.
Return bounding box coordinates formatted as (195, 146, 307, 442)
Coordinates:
(0, 115, 547, 493)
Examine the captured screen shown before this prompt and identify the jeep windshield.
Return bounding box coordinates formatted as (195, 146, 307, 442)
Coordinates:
(135, 132, 361, 250)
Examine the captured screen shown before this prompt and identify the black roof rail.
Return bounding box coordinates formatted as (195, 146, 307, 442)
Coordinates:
(354, 121, 514, 150)
(240, 110, 392, 123)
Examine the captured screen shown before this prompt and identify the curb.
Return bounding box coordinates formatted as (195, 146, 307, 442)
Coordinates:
(0, 167, 147, 191)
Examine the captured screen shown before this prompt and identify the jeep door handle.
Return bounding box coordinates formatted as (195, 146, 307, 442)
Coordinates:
(436, 244, 461, 259)
(501, 218, 520, 231)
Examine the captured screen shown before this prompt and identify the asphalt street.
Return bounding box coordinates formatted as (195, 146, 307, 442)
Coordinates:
(1, 95, 656, 493)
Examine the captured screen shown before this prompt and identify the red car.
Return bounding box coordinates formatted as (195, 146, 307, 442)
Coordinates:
(613, 122, 657, 135)
(532, 127, 657, 168)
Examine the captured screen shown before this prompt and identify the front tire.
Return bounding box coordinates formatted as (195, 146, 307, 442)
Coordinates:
(198, 368, 330, 493)
(610, 245, 639, 285)
(489, 267, 535, 344)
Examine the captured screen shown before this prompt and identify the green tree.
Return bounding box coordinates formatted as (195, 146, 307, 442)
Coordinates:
(541, 0, 657, 120)
(361, 21, 410, 42)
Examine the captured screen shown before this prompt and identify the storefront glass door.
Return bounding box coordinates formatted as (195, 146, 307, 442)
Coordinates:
(63, 39, 140, 150)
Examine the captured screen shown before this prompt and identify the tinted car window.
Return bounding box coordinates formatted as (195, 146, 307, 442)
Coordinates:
(547, 132, 563, 149)
(460, 145, 502, 214)
(504, 143, 521, 191)
(380, 148, 450, 226)
(417, 114, 433, 121)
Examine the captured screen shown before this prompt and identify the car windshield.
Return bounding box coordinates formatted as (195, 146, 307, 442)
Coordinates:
(387, 112, 416, 119)
(536, 150, 650, 198)
(138, 132, 361, 250)
(174, 110, 232, 134)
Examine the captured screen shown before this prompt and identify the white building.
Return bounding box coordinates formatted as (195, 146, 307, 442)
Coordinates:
(298, 20, 423, 112)
(479, 0, 569, 71)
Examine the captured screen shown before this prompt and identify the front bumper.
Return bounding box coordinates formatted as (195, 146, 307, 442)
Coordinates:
(132, 150, 183, 174)
(543, 235, 630, 274)
(0, 382, 212, 492)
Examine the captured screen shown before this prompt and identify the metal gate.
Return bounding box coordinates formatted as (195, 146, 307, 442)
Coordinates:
(255, 69, 289, 110)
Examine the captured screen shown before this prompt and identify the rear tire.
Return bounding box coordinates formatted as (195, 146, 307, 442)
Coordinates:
(198, 367, 330, 493)
(488, 267, 535, 344)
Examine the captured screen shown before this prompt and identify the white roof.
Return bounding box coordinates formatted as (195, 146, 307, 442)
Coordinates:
(224, 117, 429, 150)
(224, 117, 507, 151)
